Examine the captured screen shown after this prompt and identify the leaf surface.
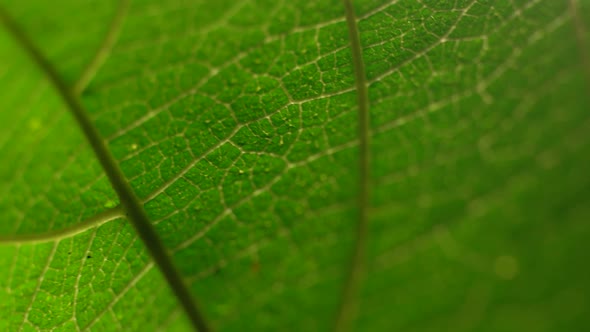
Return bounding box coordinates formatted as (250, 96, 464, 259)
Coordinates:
(1, 0, 589, 331)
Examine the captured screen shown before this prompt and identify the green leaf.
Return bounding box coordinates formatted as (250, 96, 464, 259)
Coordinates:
(1, 0, 589, 331)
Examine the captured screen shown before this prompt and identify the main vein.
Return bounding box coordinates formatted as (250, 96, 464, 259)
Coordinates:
(0, 7, 210, 332)
(335, 0, 371, 331)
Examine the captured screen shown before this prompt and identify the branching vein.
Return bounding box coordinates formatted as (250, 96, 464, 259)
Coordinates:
(74, 0, 130, 95)
(0, 206, 123, 244)
(0, 7, 210, 332)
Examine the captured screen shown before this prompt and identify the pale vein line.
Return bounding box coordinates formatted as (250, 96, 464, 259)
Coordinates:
(5, 244, 20, 295)
(368, 0, 478, 84)
(150, 141, 359, 254)
(73, 0, 130, 95)
(18, 242, 58, 332)
(374, 9, 571, 136)
(140, 87, 355, 203)
(83, 262, 154, 331)
(357, 0, 400, 21)
(71, 228, 98, 331)
(0, 207, 123, 245)
(334, 0, 370, 331)
(85, 238, 157, 329)
(0, 8, 210, 332)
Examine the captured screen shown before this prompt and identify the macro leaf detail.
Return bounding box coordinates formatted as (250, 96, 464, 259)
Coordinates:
(1, 0, 589, 331)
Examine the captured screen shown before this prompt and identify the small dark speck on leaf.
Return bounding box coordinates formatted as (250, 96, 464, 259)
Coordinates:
(87, 255, 92, 259)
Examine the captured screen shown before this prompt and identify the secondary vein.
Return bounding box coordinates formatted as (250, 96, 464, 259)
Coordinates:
(0, 207, 123, 245)
(335, 0, 371, 331)
(0, 7, 210, 332)
(74, 0, 130, 95)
